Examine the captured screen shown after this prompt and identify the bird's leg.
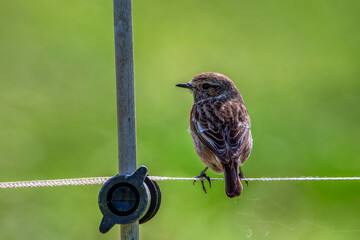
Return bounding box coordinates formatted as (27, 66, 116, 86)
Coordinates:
(193, 167, 211, 194)
(239, 167, 248, 186)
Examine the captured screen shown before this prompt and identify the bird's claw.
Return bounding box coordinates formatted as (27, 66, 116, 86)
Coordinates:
(239, 167, 248, 187)
(193, 168, 211, 194)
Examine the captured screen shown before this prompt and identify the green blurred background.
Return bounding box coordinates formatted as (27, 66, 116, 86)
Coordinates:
(0, 0, 359, 239)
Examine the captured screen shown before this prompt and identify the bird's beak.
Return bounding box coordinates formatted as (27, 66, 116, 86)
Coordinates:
(175, 83, 193, 89)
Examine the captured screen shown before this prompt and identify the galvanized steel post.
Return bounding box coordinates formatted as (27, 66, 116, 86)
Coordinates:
(113, 0, 138, 239)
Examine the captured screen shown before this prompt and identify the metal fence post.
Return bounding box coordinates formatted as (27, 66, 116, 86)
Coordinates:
(113, 0, 138, 239)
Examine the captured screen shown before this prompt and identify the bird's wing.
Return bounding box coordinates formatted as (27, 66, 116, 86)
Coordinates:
(192, 103, 250, 164)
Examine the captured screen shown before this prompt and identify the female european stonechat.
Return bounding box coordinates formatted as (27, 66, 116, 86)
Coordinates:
(176, 72, 253, 198)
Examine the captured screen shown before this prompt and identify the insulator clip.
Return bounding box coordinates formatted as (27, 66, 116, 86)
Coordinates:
(98, 166, 161, 233)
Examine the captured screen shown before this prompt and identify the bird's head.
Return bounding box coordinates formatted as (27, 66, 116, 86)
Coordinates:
(176, 72, 239, 103)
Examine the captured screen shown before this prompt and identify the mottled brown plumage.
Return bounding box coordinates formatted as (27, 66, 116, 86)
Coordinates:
(176, 72, 253, 198)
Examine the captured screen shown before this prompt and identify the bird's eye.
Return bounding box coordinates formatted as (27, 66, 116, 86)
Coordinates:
(201, 83, 212, 90)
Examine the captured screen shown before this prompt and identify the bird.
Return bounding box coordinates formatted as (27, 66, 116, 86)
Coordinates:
(176, 72, 253, 198)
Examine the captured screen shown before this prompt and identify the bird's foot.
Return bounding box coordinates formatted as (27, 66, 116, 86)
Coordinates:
(193, 167, 211, 194)
(239, 167, 248, 186)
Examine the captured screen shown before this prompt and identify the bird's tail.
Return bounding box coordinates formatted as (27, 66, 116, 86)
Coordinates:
(223, 163, 242, 198)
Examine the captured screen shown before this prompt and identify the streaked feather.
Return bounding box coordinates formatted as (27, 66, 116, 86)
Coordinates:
(191, 99, 251, 165)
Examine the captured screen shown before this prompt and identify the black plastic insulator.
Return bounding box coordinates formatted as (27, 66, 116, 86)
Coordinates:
(139, 177, 162, 224)
(98, 166, 161, 234)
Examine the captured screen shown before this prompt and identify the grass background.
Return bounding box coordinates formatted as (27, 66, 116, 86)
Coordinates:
(0, 0, 359, 239)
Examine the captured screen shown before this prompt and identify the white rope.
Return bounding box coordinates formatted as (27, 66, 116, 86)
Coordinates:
(0, 177, 111, 189)
(149, 176, 360, 181)
(0, 176, 359, 189)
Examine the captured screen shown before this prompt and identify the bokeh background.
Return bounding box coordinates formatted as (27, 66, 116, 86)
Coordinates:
(0, 0, 359, 239)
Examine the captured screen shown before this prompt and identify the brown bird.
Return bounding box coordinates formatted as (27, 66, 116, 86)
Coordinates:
(176, 72, 253, 198)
